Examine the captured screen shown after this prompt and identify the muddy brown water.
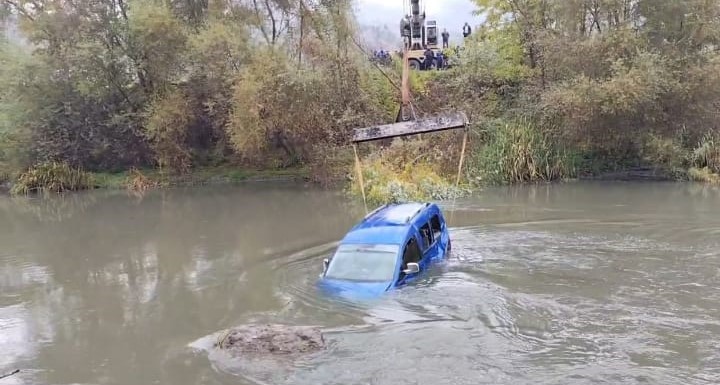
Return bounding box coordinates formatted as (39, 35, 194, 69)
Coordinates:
(1, 182, 720, 385)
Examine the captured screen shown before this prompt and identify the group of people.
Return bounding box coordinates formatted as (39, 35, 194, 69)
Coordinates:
(370, 50, 393, 66)
(368, 22, 473, 71)
(422, 47, 447, 70)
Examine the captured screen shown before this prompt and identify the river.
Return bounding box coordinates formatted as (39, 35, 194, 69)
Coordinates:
(1, 181, 719, 385)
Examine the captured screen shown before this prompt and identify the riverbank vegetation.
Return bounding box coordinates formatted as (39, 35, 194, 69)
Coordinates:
(2, 0, 720, 198)
(349, 138, 469, 205)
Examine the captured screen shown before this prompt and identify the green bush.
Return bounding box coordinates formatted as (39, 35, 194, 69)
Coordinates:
(144, 89, 193, 174)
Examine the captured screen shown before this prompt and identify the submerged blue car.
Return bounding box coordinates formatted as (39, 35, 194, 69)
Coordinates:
(318, 202, 451, 297)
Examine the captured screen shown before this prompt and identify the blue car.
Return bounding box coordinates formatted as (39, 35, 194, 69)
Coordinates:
(318, 202, 451, 297)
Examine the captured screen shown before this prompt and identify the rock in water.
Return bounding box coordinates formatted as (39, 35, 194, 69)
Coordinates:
(214, 324, 325, 356)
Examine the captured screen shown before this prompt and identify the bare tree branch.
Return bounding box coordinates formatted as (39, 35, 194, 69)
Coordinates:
(263, 0, 277, 44)
(2, 0, 35, 21)
(117, 0, 129, 21)
(251, 0, 271, 44)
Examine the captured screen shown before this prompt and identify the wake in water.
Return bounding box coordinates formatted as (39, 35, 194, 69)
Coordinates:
(192, 219, 720, 385)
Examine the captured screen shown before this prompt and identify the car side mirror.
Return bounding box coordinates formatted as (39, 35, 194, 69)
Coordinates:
(403, 262, 420, 275)
(322, 258, 329, 274)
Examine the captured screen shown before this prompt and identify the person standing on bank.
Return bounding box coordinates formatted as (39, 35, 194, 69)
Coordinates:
(423, 46, 435, 70)
(463, 22, 472, 38)
(442, 28, 450, 48)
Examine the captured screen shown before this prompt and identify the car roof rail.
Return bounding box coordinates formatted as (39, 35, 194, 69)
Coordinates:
(405, 202, 431, 223)
(364, 203, 390, 220)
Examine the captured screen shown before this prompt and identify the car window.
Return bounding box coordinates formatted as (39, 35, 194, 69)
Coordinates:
(430, 214, 442, 242)
(325, 244, 399, 282)
(419, 222, 433, 250)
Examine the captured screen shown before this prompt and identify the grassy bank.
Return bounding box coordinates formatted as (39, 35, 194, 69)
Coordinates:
(93, 165, 309, 189)
(2, 163, 309, 196)
(343, 121, 720, 204)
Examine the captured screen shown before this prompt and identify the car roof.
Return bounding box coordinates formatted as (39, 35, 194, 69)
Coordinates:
(341, 202, 437, 245)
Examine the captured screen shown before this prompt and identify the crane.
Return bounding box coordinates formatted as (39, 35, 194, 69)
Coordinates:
(400, 0, 439, 69)
(400, 0, 438, 51)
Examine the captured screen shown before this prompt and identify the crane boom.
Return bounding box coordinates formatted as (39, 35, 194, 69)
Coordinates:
(400, 0, 437, 51)
(410, 0, 420, 16)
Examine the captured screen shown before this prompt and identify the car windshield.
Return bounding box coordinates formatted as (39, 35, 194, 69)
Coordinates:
(324, 244, 399, 282)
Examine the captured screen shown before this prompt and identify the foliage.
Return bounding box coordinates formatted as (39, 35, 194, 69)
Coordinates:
(684, 132, 720, 184)
(308, 143, 355, 187)
(226, 50, 292, 165)
(452, 0, 720, 185)
(124, 169, 159, 193)
(349, 139, 469, 205)
(640, 133, 688, 178)
(0, 0, 381, 186)
(688, 167, 720, 185)
(144, 89, 193, 173)
(3, 0, 720, 195)
(0, 169, 10, 188)
(11, 162, 93, 195)
(128, 1, 189, 92)
(540, 51, 681, 158)
(0, 40, 34, 172)
(360, 65, 399, 121)
(691, 133, 720, 174)
(227, 46, 392, 168)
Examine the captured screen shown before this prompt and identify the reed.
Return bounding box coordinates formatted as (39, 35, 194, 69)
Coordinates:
(471, 118, 578, 185)
(692, 133, 720, 174)
(10, 162, 93, 195)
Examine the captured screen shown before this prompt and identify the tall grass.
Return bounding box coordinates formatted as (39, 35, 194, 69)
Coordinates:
(692, 132, 720, 173)
(470, 118, 578, 185)
(688, 167, 720, 184)
(688, 132, 720, 184)
(10, 162, 94, 195)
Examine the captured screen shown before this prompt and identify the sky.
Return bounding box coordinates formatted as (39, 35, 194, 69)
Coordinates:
(353, 0, 483, 42)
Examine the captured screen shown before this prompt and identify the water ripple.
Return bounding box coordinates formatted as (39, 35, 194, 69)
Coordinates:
(218, 222, 720, 385)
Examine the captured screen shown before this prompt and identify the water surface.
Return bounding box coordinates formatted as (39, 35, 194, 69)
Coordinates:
(1, 182, 719, 384)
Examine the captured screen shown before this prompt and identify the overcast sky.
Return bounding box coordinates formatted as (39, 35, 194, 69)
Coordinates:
(353, 0, 483, 39)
